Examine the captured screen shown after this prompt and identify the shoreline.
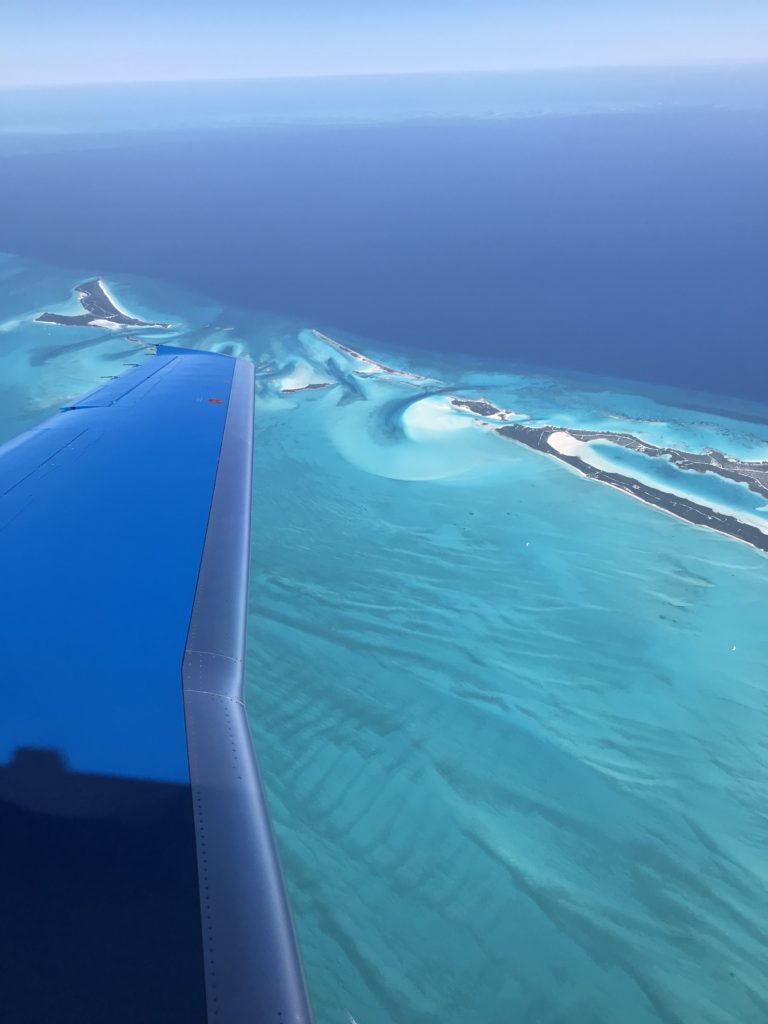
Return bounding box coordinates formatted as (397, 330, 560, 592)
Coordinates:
(97, 279, 144, 321)
(498, 422, 768, 555)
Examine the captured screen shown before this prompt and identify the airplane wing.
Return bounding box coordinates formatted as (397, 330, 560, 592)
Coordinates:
(0, 346, 313, 1023)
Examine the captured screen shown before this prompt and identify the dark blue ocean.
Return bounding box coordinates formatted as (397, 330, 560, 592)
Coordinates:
(1, 69, 767, 401)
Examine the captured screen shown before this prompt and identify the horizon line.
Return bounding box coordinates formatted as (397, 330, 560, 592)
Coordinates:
(2, 57, 767, 92)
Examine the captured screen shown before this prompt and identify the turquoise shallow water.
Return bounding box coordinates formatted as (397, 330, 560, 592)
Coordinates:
(2, 255, 768, 1023)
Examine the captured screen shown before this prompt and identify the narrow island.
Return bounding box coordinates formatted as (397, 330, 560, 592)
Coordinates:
(311, 329, 433, 383)
(497, 421, 768, 554)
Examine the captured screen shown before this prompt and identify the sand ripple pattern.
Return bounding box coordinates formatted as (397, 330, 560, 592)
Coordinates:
(247, 382, 768, 1024)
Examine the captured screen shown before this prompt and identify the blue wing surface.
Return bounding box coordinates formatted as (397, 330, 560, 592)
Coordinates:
(0, 346, 312, 1023)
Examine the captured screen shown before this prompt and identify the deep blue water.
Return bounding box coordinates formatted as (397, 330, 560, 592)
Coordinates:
(0, 87, 766, 401)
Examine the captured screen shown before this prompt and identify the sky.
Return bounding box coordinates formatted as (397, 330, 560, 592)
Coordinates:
(2, 0, 768, 87)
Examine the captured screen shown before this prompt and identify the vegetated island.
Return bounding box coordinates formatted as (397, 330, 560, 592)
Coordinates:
(496, 420, 768, 554)
(36, 280, 171, 330)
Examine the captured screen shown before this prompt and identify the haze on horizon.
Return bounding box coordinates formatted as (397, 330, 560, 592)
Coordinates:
(3, 0, 768, 89)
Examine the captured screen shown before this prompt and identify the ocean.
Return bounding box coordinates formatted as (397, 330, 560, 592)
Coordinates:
(1, 66, 767, 1023)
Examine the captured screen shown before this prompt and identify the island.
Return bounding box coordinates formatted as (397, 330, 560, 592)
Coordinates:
(311, 329, 432, 382)
(450, 397, 522, 421)
(497, 421, 768, 554)
(36, 279, 171, 330)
